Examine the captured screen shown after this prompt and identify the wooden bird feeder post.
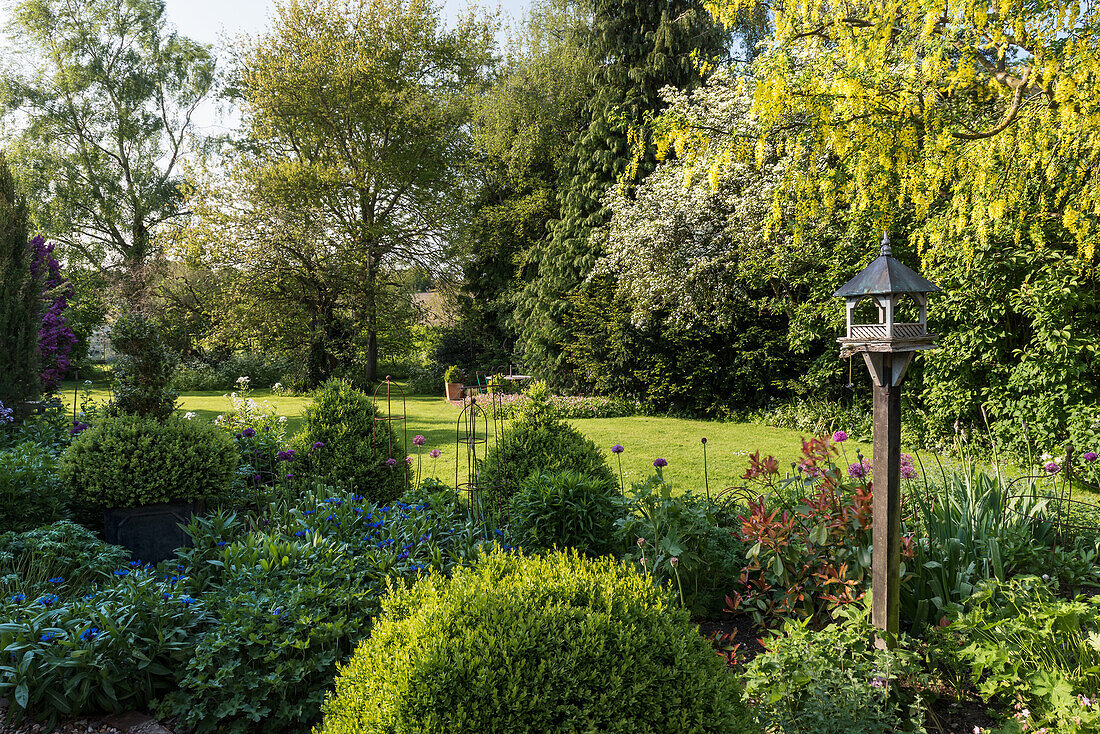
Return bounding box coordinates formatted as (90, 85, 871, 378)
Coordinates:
(834, 233, 940, 649)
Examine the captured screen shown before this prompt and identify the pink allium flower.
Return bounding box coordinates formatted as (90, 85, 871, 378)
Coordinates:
(832, 430, 848, 443)
(413, 435, 426, 447)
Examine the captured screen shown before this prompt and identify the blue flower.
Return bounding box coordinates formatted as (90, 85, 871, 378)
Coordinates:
(83, 593, 96, 601)
(216, 541, 228, 547)
(180, 596, 196, 605)
(113, 569, 130, 577)
(302, 510, 316, 516)
(79, 628, 100, 642)
(38, 594, 58, 607)
(47, 577, 64, 584)
(295, 530, 310, 538)
(11, 593, 25, 603)
(353, 494, 364, 502)
(40, 632, 59, 643)
(326, 514, 338, 522)
(353, 507, 364, 515)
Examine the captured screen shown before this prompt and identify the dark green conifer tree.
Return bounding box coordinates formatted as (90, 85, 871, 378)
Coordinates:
(0, 153, 39, 410)
(513, 0, 732, 378)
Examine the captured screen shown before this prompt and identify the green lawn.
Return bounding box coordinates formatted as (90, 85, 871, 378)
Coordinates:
(58, 380, 887, 495)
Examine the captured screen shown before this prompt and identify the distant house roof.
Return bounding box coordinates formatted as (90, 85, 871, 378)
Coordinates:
(834, 235, 941, 298)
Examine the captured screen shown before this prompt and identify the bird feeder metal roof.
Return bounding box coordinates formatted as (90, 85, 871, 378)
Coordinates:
(833, 233, 941, 299)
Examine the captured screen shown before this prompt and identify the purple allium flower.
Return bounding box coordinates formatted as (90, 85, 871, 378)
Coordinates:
(1085, 452, 1099, 463)
(312, 441, 324, 451)
(848, 462, 867, 479)
(254, 474, 262, 482)
(653, 458, 668, 468)
(611, 444, 624, 454)
(406, 456, 413, 466)
(385, 458, 398, 468)
(832, 430, 848, 443)
(242, 428, 256, 438)
(413, 435, 426, 447)
(700, 437, 707, 445)
(901, 465, 918, 480)
(1045, 462, 1061, 474)
(428, 449, 441, 459)
(70, 422, 89, 436)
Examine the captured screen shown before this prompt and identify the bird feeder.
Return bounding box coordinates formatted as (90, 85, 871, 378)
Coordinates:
(834, 232, 940, 649)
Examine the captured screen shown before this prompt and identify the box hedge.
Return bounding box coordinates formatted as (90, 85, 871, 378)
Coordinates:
(319, 549, 758, 734)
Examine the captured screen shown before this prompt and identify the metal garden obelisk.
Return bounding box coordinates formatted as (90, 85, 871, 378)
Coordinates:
(834, 233, 940, 648)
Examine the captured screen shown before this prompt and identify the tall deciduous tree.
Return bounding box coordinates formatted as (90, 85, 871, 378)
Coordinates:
(0, 153, 39, 408)
(2, 0, 216, 298)
(180, 0, 494, 385)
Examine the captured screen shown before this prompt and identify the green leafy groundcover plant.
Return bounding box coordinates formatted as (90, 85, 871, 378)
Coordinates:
(0, 487, 500, 730)
(930, 576, 1100, 734)
(293, 379, 409, 504)
(60, 413, 237, 507)
(159, 488, 499, 733)
(319, 549, 757, 734)
(742, 607, 926, 733)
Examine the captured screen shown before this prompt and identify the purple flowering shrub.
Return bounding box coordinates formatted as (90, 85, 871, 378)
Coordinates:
(29, 237, 77, 391)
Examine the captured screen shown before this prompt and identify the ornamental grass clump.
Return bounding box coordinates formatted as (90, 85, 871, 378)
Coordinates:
(319, 548, 757, 734)
(60, 414, 236, 507)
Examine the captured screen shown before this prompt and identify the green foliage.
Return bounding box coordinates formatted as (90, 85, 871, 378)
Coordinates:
(742, 608, 926, 733)
(0, 565, 207, 727)
(482, 391, 638, 420)
(477, 419, 614, 513)
(508, 470, 620, 556)
(60, 414, 236, 507)
(172, 354, 293, 391)
(443, 365, 464, 384)
(618, 475, 747, 615)
(514, 0, 731, 378)
(108, 313, 179, 419)
(0, 521, 128, 600)
(902, 468, 1055, 628)
(0, 153, 38, 409)
(931, 576, 1100, 733)
(318, 549, 757, 734)
(161, 488, 497, 733)
(293, 379, 409, 504)
(3, 0, 216, 283)
(0, 442, 64, 533)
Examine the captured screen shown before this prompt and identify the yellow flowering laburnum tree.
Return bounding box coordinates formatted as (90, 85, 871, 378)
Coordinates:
(691, 0, 1100, 264)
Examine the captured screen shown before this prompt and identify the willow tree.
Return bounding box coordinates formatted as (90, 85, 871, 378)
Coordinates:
(221, 0, 494, 384)
(686, 0, 1100, 264)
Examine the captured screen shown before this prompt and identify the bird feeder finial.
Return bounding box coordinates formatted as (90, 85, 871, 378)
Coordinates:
(880, 231, 891, 257)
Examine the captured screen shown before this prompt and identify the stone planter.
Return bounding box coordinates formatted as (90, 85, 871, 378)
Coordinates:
(445, 381, 464, 401)
(103, 500, 205, 564)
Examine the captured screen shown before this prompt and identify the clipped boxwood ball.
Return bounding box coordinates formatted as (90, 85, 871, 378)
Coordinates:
(319, 549, 757, 734)
(60, 414, 237, 507)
